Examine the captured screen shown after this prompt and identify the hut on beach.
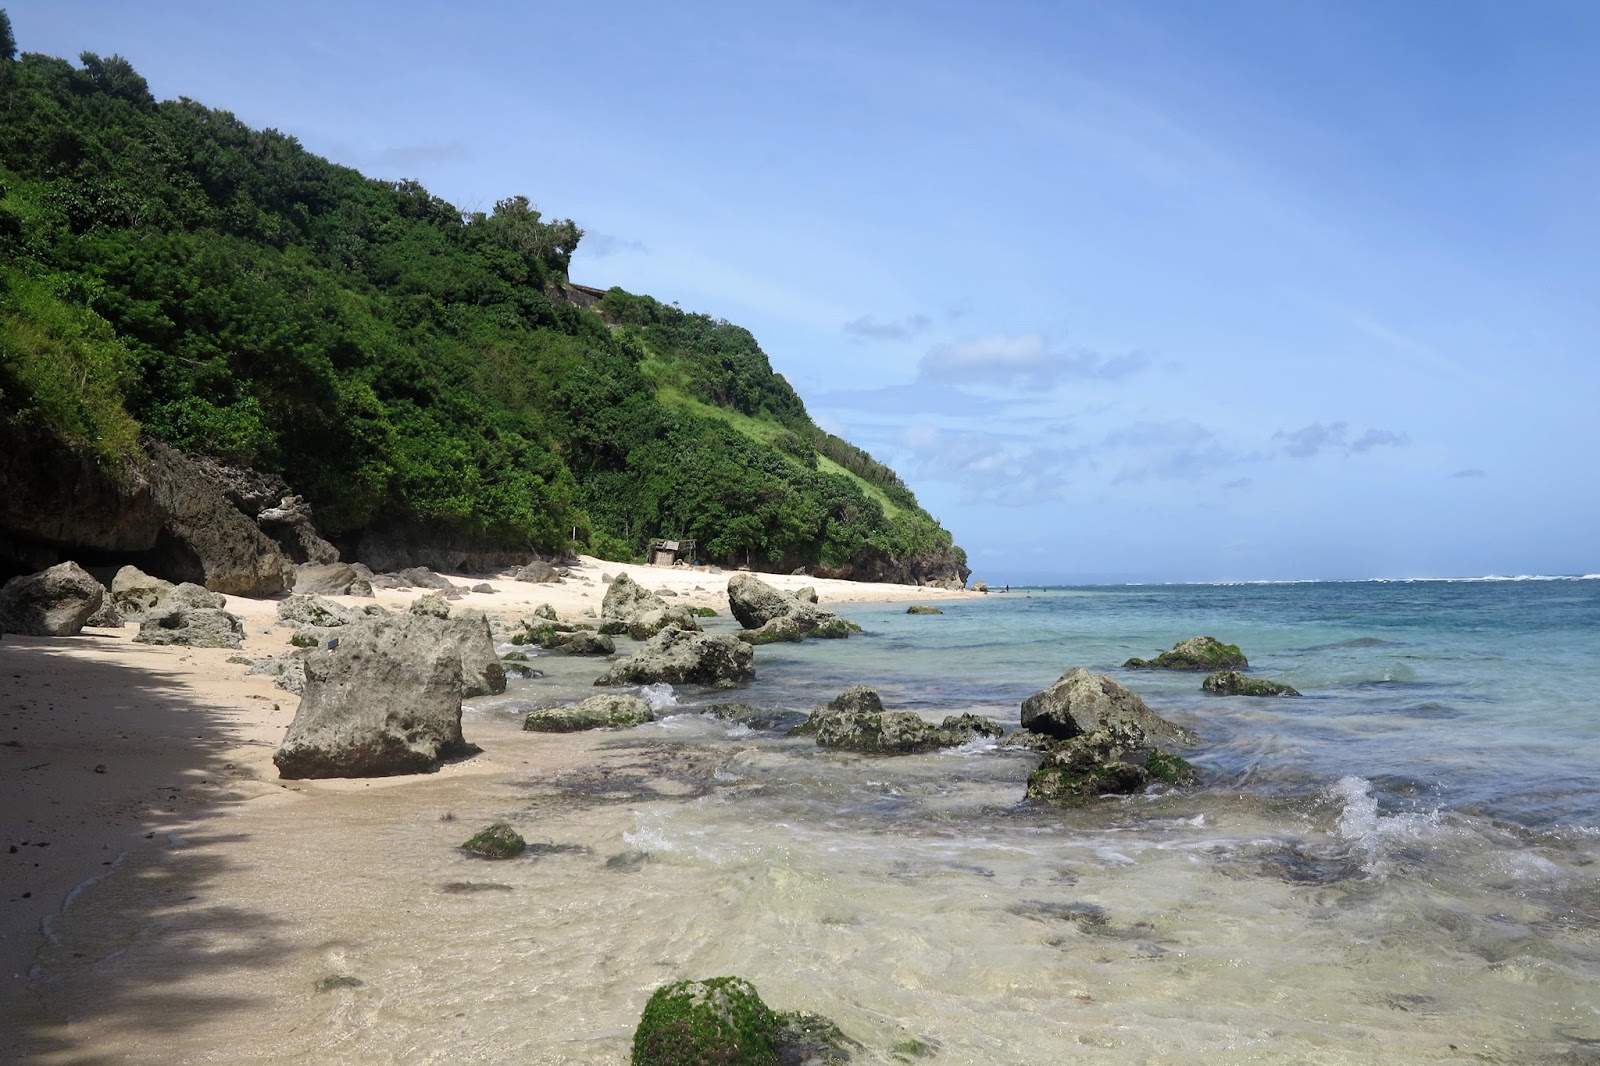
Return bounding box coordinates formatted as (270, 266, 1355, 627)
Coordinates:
(649, 538, 696, 567)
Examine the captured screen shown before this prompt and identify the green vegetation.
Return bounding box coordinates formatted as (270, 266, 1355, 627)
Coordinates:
(0, 28, 963, 574)
(460, 822, 526, 859)
(632, 976, 780, 1066)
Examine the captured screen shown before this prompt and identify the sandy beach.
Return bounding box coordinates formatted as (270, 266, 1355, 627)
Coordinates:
(0, 557, 973, 1062)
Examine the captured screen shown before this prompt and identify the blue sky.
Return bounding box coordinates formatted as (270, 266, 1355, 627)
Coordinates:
(18, 1, 1599, 582)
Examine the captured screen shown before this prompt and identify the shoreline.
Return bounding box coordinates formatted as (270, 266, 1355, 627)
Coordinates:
(0, 558, 975, 1059)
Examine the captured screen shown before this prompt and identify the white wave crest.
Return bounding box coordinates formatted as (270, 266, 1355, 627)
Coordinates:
(638, 682, 679, 711)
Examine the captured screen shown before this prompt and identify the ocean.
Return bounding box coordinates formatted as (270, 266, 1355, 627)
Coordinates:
(29, 577, 1600, 1063)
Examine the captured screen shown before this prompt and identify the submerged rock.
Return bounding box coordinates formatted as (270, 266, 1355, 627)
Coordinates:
(1124, 635, 1248, 671)
(702, 701, 786, 730)
(0, 561, 104, 636)
(523, 694, 653, 732)
(1026, 722, 1196, 804)
(594, 627, 754, 689)
(1202, 670, 1300, 697)
(273, 614, 468, 778)
(905, 604, 944, 615)
(1020, 668, 1194, 745)
(460, 823, 526, 859)
(799, 685, 1003, 755)
(632, 976, 854, 1066)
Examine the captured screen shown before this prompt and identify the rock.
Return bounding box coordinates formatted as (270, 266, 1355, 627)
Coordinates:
(632, 976, 855, 1066)
(794, 586, 817, 603)
(0, 562, 104, 635)
(594, 628, 754, 689)
(84, 594, 125, 628)
(1202, 670, 1300, 697)
(1026, 723, 1196, 803)
(440, 614, 506, 698)
(971, 580, 989, 593)
(707, 566, 722, 575)
(470, 583, 495, 594)
(144, 441, 295, 596)
(736, 615, 803, 645)
(272, 615, 469, 778)
(799, 685, 1001, 754)
(460, 823, 525, 859)
(1020, 668, 1194, 745)
(256, 495, 339, 565)
(408, 592, 451, 618)
(248, 653, 307, 694)
(540, 631, 616, 656)
(600, 574, 701, 639)
(292, 563, 372, 597)
(515, 560, 559, 583)
(523, 694, 654, 732)
(276, 593, 369, 629)
(624, 606, 704, 641)
(1124, 636, 1248, 671)
(726, 573, 859, 642)
(701, 702, 785, 730)
(134, 588, 245, 649)
(601, 572, 614, 583)
(905, 605, 943, 615)
(601, 572, 665, 622)
(658, 588, 678, 597)
(396, 566, 454, 591)
(109, 565, 174, 622)
(532, 603, 558, 621)
(940, 713, 1006, 741)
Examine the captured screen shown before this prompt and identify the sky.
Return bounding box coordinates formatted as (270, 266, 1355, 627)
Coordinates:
(16, 1, 1600, 582)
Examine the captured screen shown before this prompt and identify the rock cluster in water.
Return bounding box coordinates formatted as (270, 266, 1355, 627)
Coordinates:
(726, 573, 860, 643)
(594, 627, 754, 689)
(793, 685, 1003, 755)
(524, 694, 654, 732)
(599, 573, 703, 639)
(1123, 635, 1248, 671)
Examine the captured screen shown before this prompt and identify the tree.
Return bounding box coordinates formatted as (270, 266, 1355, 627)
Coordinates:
(78, 51, 154, 106)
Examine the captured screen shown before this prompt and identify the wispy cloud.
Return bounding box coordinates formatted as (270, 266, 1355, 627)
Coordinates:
(1276, 421, 1408, 458)
(843, 313, 932, 341)
(581, 232, 648, 258)
(895, 425, 1089, 505)
(917, 333, 1148, 390)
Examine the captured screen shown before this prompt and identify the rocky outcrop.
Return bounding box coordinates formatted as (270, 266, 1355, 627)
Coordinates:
(523, 694, 654, 732)
(276, 593, 376, 630)
(1124, 636, 1248, 671)
(632, 976, 855, 1066)
(808, 544, 971, 589)
(109, 565, 174, 622)
(727, 573, 859, 642)
(1026, 722, 1196, 803)
(408, 592, 451, 619)
(442, 614, 506, 698)
(0, 562, 104, 636)
(272, 615, 469, 778)
(342, 519, 533, 575)
(248, 652, 308, 694)
(795, 685, 1003, 754)
(701, 702, 786, 730)
(599, 573, 700, 639)
(255, 495, 338, 565)
(134, 583, 244, 648)
(1020, 668, 1194, 745)
(594, 627, 754, 689)
(292, 562, 373, 597)
(1202, 670, 1300, 697)
(83, 595, 125, 628)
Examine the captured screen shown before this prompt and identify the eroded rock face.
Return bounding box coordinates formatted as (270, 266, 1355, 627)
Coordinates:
(110, 565, 174, 622)
(1124, 636, 1248, 671)
(1202, 670, 1300, 697)
(443, 614, 507, 698)
(256, 495, 338, 565)
(144, 441, 295, 596)
(134, 583, 244, 648)
(726, 572, 795, 629)
(292, 562, 373, 597)
(0, 562, 104, 636)
(273, 616, 468, 779)
(1020, 668, 1194, 745)
(523, 694, 653, 732)
(594, 627, 754, 689)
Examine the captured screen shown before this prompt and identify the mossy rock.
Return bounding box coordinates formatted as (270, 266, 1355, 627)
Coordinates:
(687, 606, 718, 617)
(632, 977, 854, 1066)
(1201, 670, 1299, 697)
(905, 605, 943, 615)
(1124, 635, 1247, 671)
(460, 822, 526, 859)
(1145, 748, 1197, 785)
(289, 632, 319, 648)
(524, 694, 653, 732)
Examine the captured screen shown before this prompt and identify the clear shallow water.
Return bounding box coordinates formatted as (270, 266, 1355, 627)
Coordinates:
(29, 579, 1600, 1063)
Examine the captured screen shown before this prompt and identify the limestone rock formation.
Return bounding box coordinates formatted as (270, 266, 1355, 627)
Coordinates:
(272, 615, 469, 778)
(727, 572, 859, 642)
(109, 565, 174, 622)
(1026, 722, 1196, 804)
(292, 562, 373, 597)
(632, 976, 855, 1066)
(599, 573, 700, 639)
(1020, 668, 1195, 744)
(0, 562, 104, 636)
(460, 823, 526, 859)
(523, 694, 654, 732)
(594, 627, 754, 689)
(134, 583, 244, 648)
(796, 685, 1003, 755)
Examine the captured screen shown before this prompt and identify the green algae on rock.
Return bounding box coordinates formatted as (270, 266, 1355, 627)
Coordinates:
(631, 976, 853, 1066)
(460, 823, 525, 859)
(523, 694, 654, 732)
(905, 605, 944, 615)
(1202, 670, 1300, 697)
(1124, 635, 1248, 671)
(1026, 723, 1196, 804)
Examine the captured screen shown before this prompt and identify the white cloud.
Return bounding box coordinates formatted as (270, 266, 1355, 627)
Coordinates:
(918, 333, 1148, 390)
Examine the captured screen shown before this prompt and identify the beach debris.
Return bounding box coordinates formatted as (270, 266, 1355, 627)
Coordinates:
(460, 822, 526, 859)
(599, 573, 702, 639)
(1202, 670, 1300, 697)
(727, 572, 860, 642)
(794, 685, 1003, 755)
(0, 561, 105, 636)
(632, 976, 857, 1066)
(272, 615, 469, 779)
(134, 583, 244, 649)
(1021, 668, 1196, 745)
(594, 627, 754, 689)
(1123, 635, 1248, 671)
(523, 693, 654, 732)
(905, 605, 943, 615)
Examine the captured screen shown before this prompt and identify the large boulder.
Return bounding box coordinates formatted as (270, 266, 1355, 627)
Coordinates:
(632, 976, 854, 1066)
(272, 615, 469, 778)
(1026, 723, 1196, 804)
(276, 593, 372, 629)
(1020, 668, 1194, 745)
(514, 560, 559, 583)
(800, 684, 1003, 755)
(134, 583, 244, 648)
(109, 565, 174, 622)
(594, 627, 754, 689)
(0, 562, 104, 636)
(442, 614, 506, 698)
(292, 562, 373, 597)
(539, 631, 616, 656)
(523, 694, 654, 732)
(1124, 636, 1248, 671)
(1202, 670, 1300, 697)
(600, 573, 700, 639)
(727, 573, 859, 641)
(726, 572, 796, 629)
